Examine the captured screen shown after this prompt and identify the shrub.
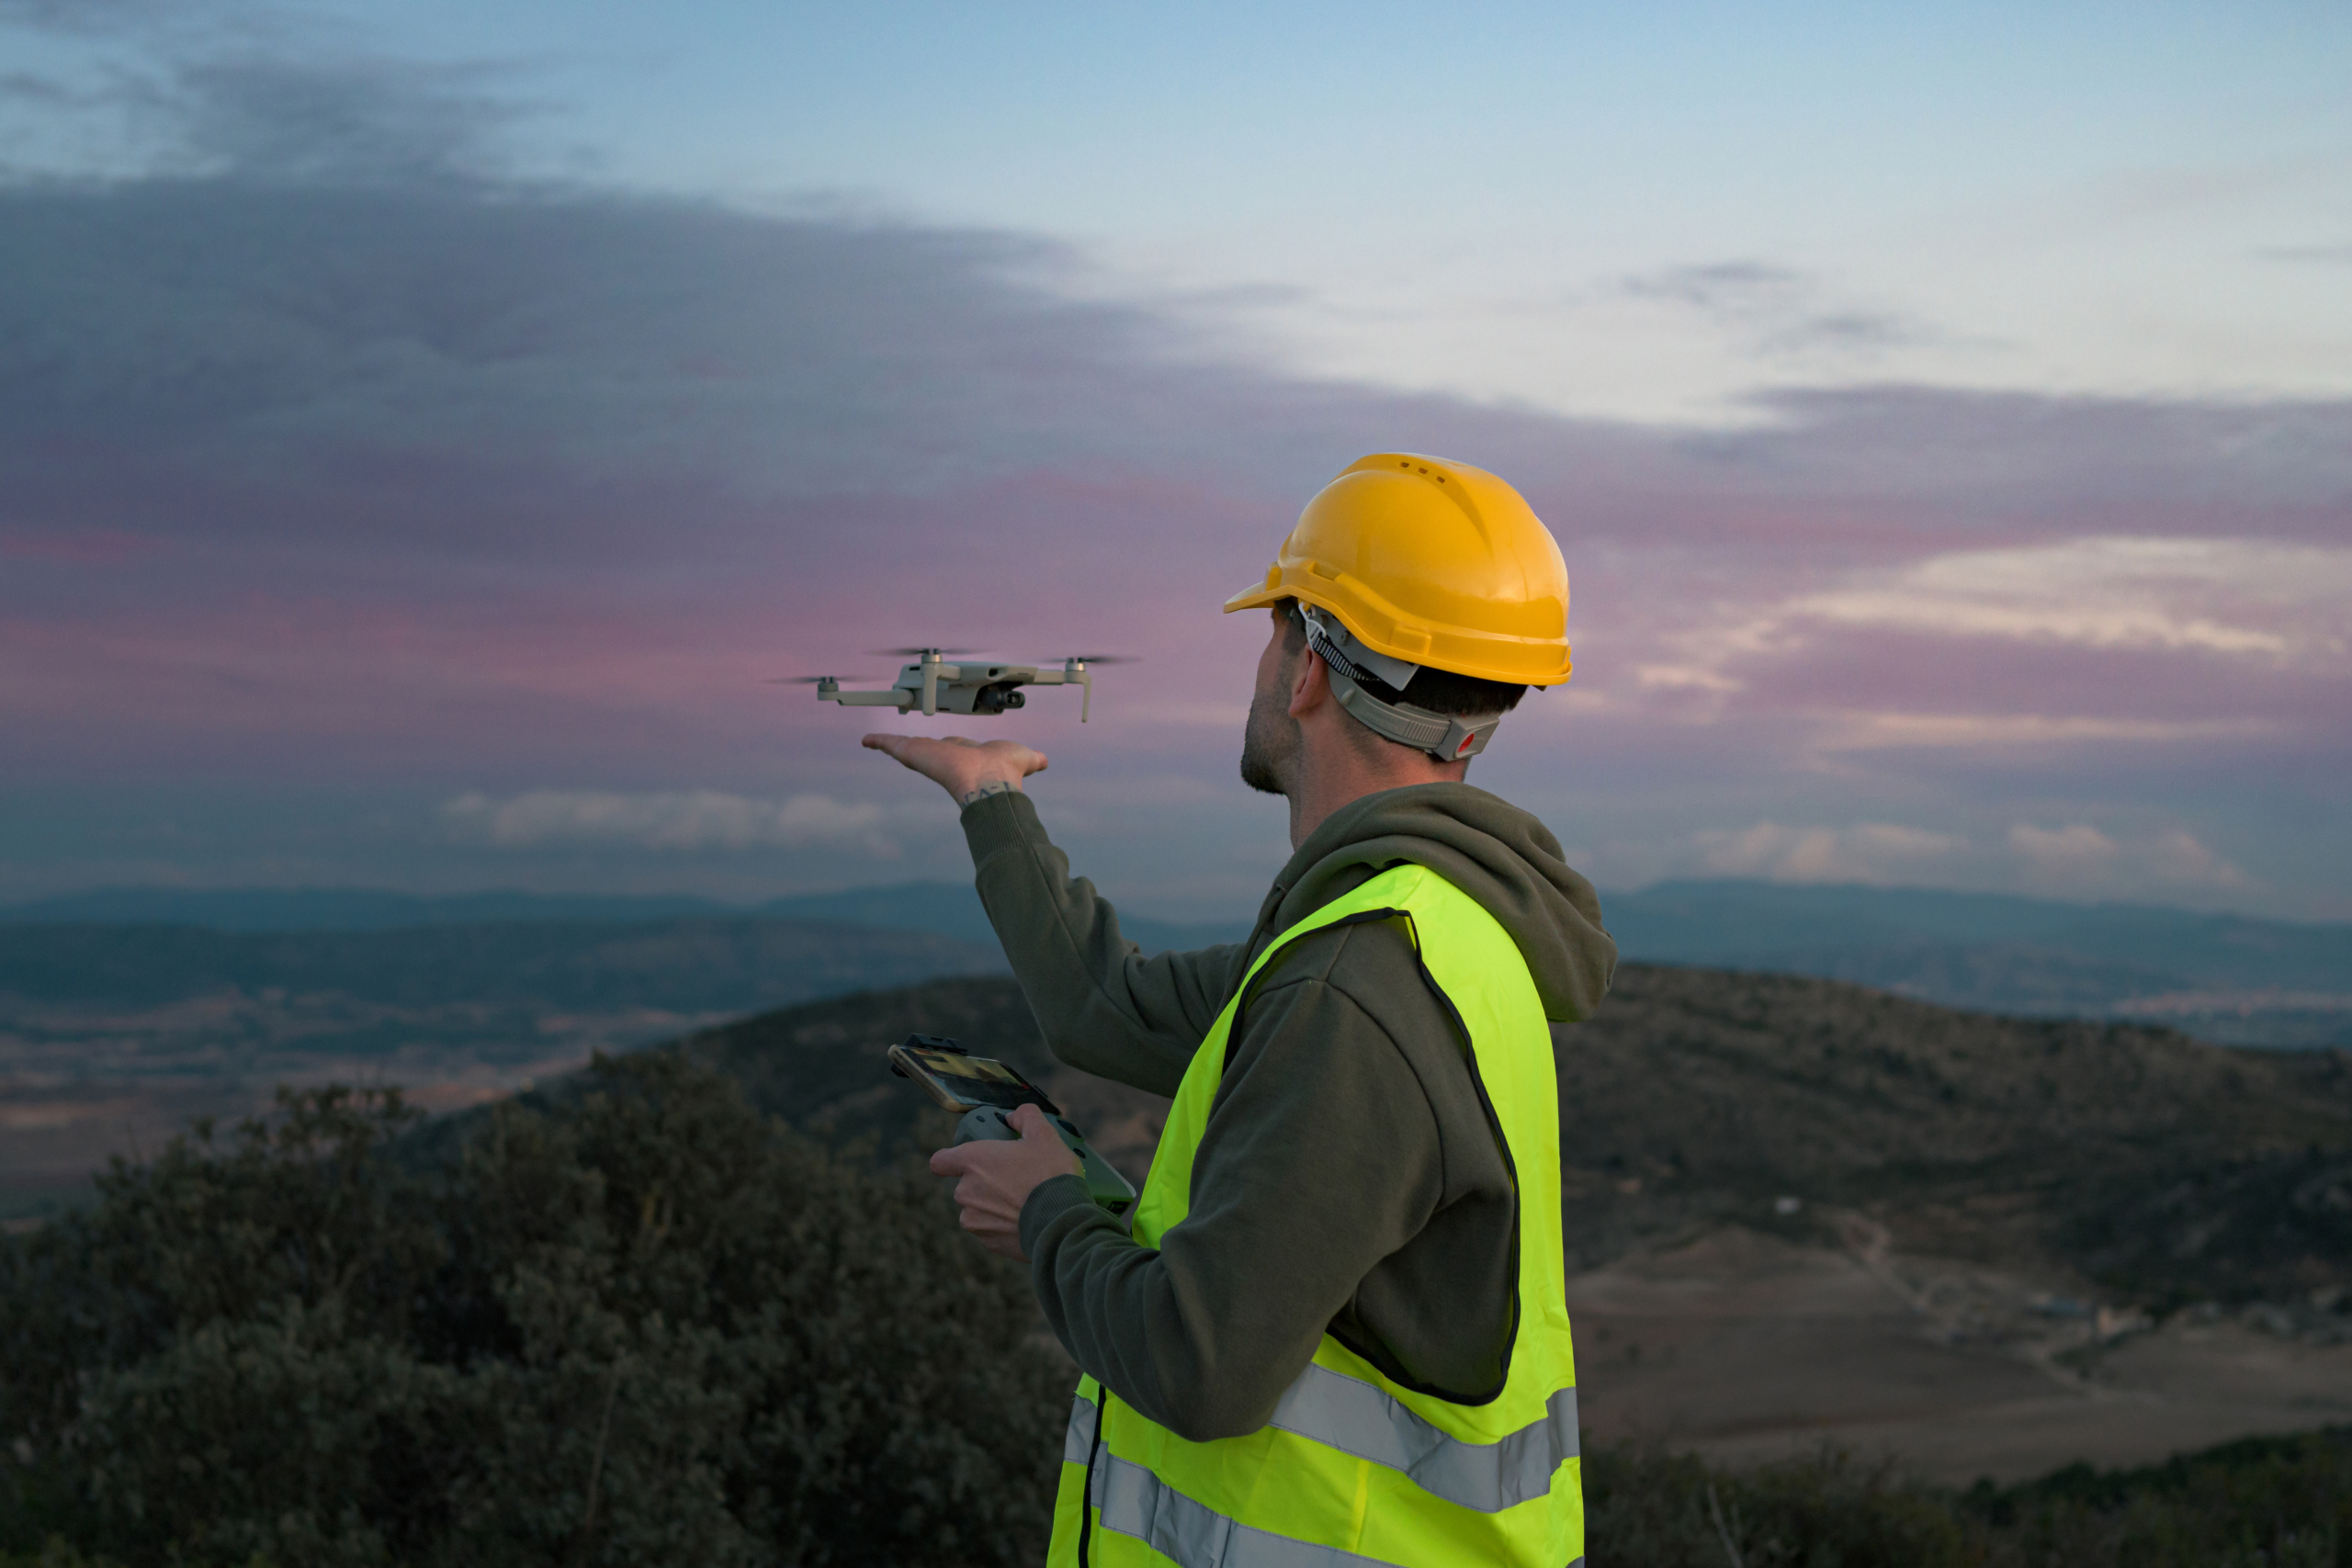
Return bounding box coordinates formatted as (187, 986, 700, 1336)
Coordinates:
(1584, 1434, 2352, 1568)
(0, 1053, 1068, 1567)
(1585, 1443, 1974, 1567)
(1962, 1428, 2352, 1568)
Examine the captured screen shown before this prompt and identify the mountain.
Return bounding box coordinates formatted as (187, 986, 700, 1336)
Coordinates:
(0, 886, 736, 931)
(0, 915, 1002, 1013)
(1602, 881, 2352, 1049)
(0, 880, 1244, 955)
(752, 881, 1246, 955)
(7, 875, 2346, 1045)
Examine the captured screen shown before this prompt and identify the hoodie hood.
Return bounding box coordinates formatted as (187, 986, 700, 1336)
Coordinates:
(1248, 783, 1616, 1022)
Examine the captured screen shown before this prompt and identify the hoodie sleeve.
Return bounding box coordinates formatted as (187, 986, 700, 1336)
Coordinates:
(961, 789, 1248, 1098)
(1014, 921, 1463, 1440)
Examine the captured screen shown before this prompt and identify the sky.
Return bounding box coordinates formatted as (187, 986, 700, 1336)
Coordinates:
(1, 1, 2347, 922)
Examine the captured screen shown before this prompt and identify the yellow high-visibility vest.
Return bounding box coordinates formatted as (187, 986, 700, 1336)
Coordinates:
(1047, 863, 1584, 1568)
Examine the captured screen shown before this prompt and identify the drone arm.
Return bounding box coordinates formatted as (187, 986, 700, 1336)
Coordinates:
(1080, 668, 1091, 722)
(820, 688, 914, 709)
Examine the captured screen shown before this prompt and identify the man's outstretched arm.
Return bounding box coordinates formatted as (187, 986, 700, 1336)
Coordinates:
(863, 734, 1246, 1096)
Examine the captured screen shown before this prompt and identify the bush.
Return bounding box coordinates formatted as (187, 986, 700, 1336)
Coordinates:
(1585, 1444, 1974, 1567)
(0, 1053, 1068, 1567)
(1586, 1434, 2352, 1568)
(1962, 1428, 2352, 1568)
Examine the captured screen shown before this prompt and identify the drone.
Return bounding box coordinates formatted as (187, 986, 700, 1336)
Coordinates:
(779, 648, 1131, 720)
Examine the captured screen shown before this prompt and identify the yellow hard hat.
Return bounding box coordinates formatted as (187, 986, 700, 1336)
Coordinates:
(1223, 453, 1572, 686)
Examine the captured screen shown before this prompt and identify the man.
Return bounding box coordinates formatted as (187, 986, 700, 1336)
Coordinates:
(865, 452, 1615, 1568)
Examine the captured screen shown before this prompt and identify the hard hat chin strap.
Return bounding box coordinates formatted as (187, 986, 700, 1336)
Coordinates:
(1298, 604, 1502, 761)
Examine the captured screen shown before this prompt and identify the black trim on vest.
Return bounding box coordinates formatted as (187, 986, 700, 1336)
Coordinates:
(1219, 897, 1524, 1409)
(1078, 1387, 1106, 1566)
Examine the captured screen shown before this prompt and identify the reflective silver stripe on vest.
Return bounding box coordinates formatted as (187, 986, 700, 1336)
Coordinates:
(1063, 1392, 1100, 1466)
(1092, 1452, 1409, 1568)
(1268, 1364, 1578, 1515)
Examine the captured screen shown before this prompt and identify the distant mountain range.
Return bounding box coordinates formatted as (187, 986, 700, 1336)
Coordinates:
(0, 881, 1237, 960)
(5, 877, 2347, 1048)
(1602, 880, 2352, 1049)
(0, 915, 1002, 1013)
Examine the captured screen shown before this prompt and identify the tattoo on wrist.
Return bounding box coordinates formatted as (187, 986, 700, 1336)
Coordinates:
(958, 779, 1017, 809)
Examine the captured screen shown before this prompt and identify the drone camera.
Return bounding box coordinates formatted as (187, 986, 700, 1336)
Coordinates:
(973, 682, 1026, 715)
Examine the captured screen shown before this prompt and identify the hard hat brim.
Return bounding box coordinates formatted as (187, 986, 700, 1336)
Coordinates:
(1223, 570, 1571, 687)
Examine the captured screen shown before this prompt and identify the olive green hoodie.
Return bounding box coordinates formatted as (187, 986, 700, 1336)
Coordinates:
(962, 783, 1614, 1442)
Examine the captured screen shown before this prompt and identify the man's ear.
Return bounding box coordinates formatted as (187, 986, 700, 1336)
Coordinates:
(1287, 648, 1330, 720)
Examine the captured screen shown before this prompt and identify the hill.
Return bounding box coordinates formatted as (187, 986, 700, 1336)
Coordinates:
(640, 966, 2352, 1304)
(616, 965, 2352, 1482)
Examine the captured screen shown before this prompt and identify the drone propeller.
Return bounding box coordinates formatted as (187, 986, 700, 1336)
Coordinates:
(765, 675, 860, 684)
(868, 646, 989, 658)
(1057, 654, 1142, 665)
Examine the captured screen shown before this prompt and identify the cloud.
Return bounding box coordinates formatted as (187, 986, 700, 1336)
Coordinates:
(0, 70, 82, 105)
(1627, 534, 2352, 755)
(174, 57, 526, 186)
(1618, 261, 1805, 310)
(442, 790, 897, 854)
(1694, 822, 1966, 886)
(2257, 244, 2352, 266)
(2005, 822, 2119, 875)
(2006, 823, 2252, 895)
(0, 0, 175, 31)
(1789, 537, 2352, 663)
(1679, 819, 2256, 901)
(1613, 260, 1922, 360)
(0, 74, 2346, 915)
(1808, 712, 2276, 752)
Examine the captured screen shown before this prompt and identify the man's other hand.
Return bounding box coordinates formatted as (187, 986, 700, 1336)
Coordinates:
(928, 1103, 1083, 1261)
(862, 734, 1047, 807)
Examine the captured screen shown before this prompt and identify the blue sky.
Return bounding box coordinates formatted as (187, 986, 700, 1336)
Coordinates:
(1, 1, 2346, 920)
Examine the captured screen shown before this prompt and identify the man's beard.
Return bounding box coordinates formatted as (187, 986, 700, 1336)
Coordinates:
(1238, 677, 1297, 796)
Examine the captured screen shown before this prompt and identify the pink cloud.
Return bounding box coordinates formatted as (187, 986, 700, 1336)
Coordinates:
(1, 174, 2347, 913)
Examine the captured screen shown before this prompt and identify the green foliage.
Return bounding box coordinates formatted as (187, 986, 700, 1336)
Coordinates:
(0, 1055, 1066, 1567)
(1962, 1427, 2352, 1568)
(1585, 1445, 1975, 1567)
(0, 1543, 125, 1568)
(1586, 1434, 2352, 1568)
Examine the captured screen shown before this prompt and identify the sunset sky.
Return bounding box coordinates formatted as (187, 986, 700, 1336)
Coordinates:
(3, 1, 2347, 921)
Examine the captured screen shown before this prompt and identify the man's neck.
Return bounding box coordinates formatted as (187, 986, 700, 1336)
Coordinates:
(1285, 744, 1466, 850)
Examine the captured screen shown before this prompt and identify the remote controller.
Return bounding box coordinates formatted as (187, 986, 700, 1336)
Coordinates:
(955, 1104, 1137, 1217)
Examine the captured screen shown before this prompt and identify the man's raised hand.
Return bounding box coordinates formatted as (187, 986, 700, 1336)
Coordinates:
(862, 733, 1048, 807)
